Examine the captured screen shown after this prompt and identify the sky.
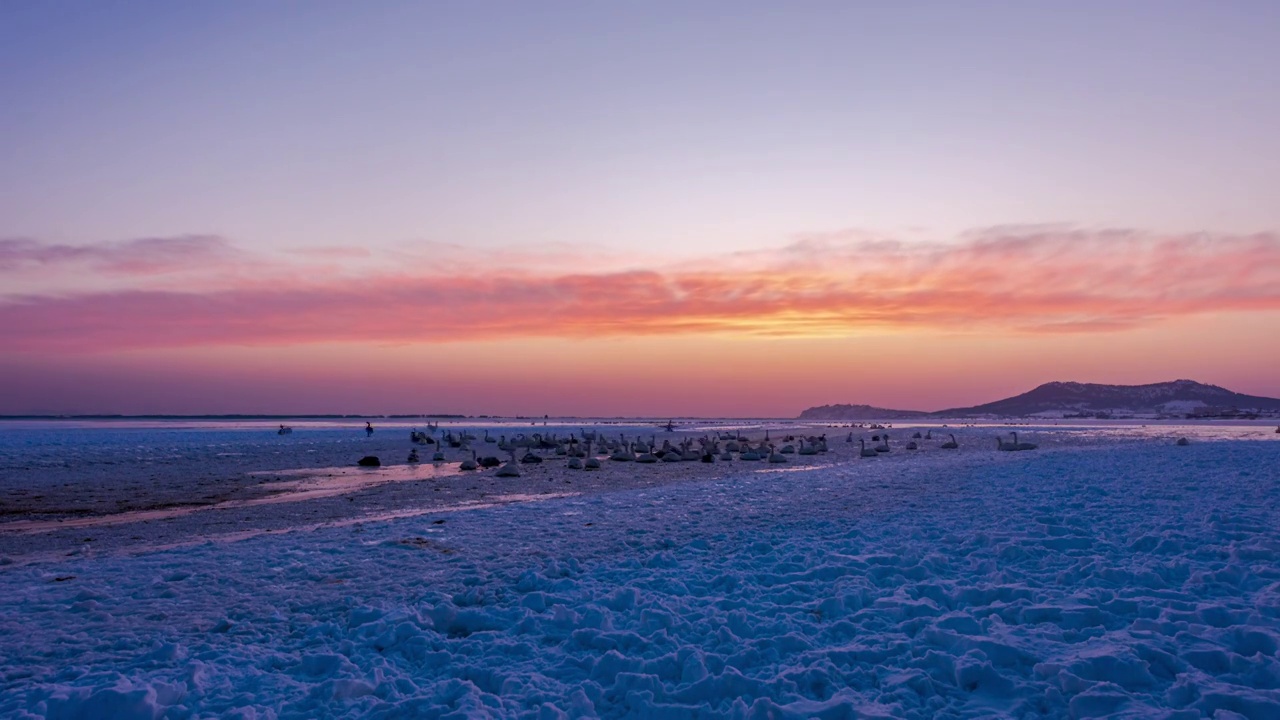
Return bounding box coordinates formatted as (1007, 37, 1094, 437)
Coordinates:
(2, 1, 1279, 416)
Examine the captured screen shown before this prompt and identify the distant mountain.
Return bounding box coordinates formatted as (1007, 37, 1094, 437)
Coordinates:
(799, 380, 1280, 419)
(938, 380, 1280, 417)
(797, 404, 929, 421)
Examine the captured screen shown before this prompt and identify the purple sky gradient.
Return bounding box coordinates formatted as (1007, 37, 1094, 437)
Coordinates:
(2, 2, 1278, 414)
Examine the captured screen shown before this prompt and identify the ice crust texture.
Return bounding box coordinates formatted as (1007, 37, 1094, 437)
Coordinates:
(3, 440, 1280, 718)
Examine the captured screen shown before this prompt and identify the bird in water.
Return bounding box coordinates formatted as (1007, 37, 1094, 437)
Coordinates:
(859, 439, 878, 458)
(940, 434, 959, 449)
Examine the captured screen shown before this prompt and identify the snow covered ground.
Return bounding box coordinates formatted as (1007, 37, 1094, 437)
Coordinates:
(2, 422, 1279, 718)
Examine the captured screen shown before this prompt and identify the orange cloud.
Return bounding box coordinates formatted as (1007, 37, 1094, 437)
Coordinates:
(2, 228, 1278, 352)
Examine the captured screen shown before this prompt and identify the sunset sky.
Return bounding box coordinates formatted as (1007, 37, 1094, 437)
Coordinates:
(3, 1, 1279, 416)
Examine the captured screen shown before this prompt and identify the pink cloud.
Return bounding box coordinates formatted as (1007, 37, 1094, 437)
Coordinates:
(2, 228, 1278, 352)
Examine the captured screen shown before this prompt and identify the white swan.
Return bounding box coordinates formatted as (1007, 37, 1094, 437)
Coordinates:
(459, 450, 478, 471)
(495, 450, 521, 477)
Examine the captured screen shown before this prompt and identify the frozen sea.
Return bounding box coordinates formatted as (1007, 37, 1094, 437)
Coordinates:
(1, 418, 1279, 718)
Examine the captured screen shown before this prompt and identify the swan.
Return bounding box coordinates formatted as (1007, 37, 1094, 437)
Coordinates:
(567, 456, 583, 469)
(583, 441, 601, 469)
(432, 444, 446, 462)
(859, 439, 878, 458)
(365, 422, 374, 437)
(520, 450, 543, 464)
(846, 432, 854, 443)
(719, 449, 733, 461)
(1012, 432, 1038, 451)
(495, 451, 522, 477)
(636, 446, 658, 463)
(911, 431, 922, 439)
(767, 445, 787, 463)
(277, 425, 292, 435)
(906, 441, 918, 450)
(459, 450, 478, 471)
(611, 443, 636, 462)
(997, 436, 1018, 451)
(875, 435, 890, 453)
(1176, 437, 1190, 446)
(484, 430, 496, 443)
(740, 446, 761, 461)
(940, 434, 959, 449)
(407, 449, 420, 463)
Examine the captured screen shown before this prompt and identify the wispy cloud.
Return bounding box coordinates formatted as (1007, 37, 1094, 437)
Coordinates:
(2, 228, 1278, 352)
(0, 235, 237, 275)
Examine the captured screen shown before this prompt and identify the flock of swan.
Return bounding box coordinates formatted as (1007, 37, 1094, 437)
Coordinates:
(382, 426, 1047, 477)
(293, 420, 1271, 470)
